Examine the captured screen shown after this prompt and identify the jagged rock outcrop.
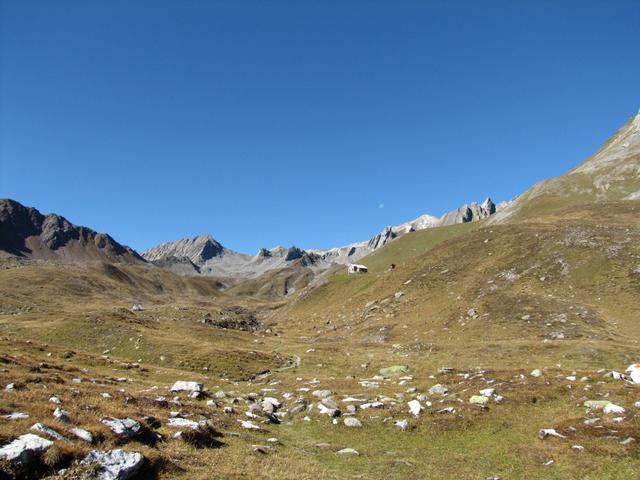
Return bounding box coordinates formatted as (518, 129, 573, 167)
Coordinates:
(367, 227, 397, 250)
(0, 199, 143, 263)
(440, 197, 496, 226)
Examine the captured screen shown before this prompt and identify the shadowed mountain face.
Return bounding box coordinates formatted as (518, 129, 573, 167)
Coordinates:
(0, 199, 144, 263)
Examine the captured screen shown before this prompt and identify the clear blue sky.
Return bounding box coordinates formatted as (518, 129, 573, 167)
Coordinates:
(1, 1, 639, 253)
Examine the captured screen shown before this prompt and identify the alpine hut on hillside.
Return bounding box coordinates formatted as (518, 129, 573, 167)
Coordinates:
(347, 263, 368, 274)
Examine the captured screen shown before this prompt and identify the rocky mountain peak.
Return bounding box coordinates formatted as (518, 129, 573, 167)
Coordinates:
(0, 199, 142, 262)
(142, 234, 224, 264)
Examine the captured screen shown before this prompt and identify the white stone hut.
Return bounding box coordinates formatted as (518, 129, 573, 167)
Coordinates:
(347, 263, 368, 274)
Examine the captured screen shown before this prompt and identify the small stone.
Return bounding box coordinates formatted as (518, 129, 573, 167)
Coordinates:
(408, 400, 423, 417)
(167, 418, 200, 430)
(343, 417, 362, 428)
(312, 389, 332, 399)
(53, 407, 70, 423)
(530, 369, 543, 378)
(336, 448, 359, 455)
(479, 388, 495, 397)
(395, 419, 409, 430)
(428, 384, 448, 395)
(603, 403, 625, 414)
(379, 365, 409, 376)
(239, 420, 260, 430)
(539, 428, 566, 440)
(2, 412, 29, 420)
(469, 396, 489, 406)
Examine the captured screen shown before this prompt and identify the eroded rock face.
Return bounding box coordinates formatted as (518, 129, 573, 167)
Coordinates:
(80, 449, 144, 480)
(0, 433, 53, 465)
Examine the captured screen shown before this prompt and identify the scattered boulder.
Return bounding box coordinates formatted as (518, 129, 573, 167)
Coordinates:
(539, 429, 566, 440)
(80, 449, 144, 480)
(584, 400, 614, 411)
(336, 448, 359, 456)
(170, 381, 204, 393)
(530, 369, 543, 378)
(312, 390, 332, 399)
(603, 403, 625, 414)
(239, 420, 260, 430)
(395, 419, 409, 430)
(428, 384, 448, 395)
(53, 407, 70, 422)
(69, 427, 94, 443)
(101, 418, 142, 438)
(0, 434, 53, 466)
(2, 412, 29, 420)
(30, 423, 65, 441)
(408, 400, 423, 417)
(167, 418, 201, 430)
(343, 417, 362, 428)
(379, 365, 409, 376)
(626, 364, 640, 384)
(469, 395, 489, 406)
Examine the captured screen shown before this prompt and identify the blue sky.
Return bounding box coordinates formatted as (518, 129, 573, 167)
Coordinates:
(1, 1, 639, 253)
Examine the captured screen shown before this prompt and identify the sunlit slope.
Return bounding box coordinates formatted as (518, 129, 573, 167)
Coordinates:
(281, 201, 640, 369)
(493, 112, 640, 223)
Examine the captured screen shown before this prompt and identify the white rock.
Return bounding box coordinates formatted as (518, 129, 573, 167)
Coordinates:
(480, 388, 495, 397)
(81, 449, 144, 480)
(239, 420, 260, 430)
(625, 364, 640, 384)
(343, 417, 362, 428)
(336, 448, 359, 455)
(572, 445, 585, 452)
(53, 407, 70, 422)
(0, 434, 53, 465)
(49, 396, 62, 404)
(167, 418, 200, 430)
(538, 428, 566, 439)
(30, 423, 65, 441)
(5, 383, 15, 391)
(530, 369, 543, 378)
(603, 403, 626, 414)
(69, 427, 93, 443)
(395, 419, 409, 430)
(170, 381, 203, 393)
(408, 399, 423, 417)
(101, 418, 141, 437)
(1, 412, 29, 420)
(312, 389, 332, 399)
(429, 384, 449, 395)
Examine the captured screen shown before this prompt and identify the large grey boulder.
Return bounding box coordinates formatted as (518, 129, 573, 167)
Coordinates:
(0, 434, 53, 465)
(80, 449, 144, 480)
